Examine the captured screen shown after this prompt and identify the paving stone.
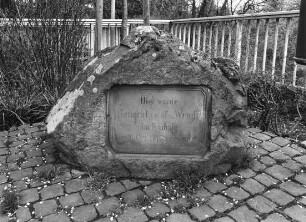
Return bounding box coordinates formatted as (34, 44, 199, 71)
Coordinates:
(229, 206, 259, 222)
(262, 213, 289, 222)
(284, 205, 306, 222)
(295, 155, 306, 165)
(42, 212, 71, 222)
(280, 181, 306, 196)
(252, 133, 271, 141)
(166, 213, 194, 222)
(280, 146, 301, 157)
(246, 128, 262, 133)
(254, 173, 278, 187)
(299, 196, 306, 205)
(138, 180, 151, 186)
(271, 137, 290, 147)
(0, 174, 7, 184)
(224, 186, 250, 201)
(121, 179, 140, 190)
(51, 171, 72, 184)
(203, 181, 227, 193)
(95, 197, 120, 216)
(207, 195, 233, 213)
(0, 156, 6, 164)
(121, 188, 146, 205)
(269, 151, 290, 161)
(0, 149, 8, 156)
(59, 193, 84, 207)
(71, 204, 97, 222)
(291, 144, 306, 153)
(237, 168, 256, 178)
(20, 188, 39, 204)
(213, 217, 235, 222)
(7, 153, 25, 163)
(0, 214, 9, 222)
(295, 173, 306, 185)
(64, 178, 86, 193)
(264, 189, 295, 206)
(27, 149, 43, 157)
(261, 141, 281, 152)
(250, 160, 266, 172)
(145, 202, 170, 217)
(143, 183, 163, 198)
(117, 207, 148, 222)
(13, 180, 28, 191)
(265, 165, 293, 180)
(10, 168, 33, 181)
(21, 157, 44, 168)
(260, 156, 276, 166)
(33, 199, 58, 218)
(168, 197, 190, 210)
(282, 159, 302, 172)
(191, 187, 212, 199)
(16, 206, 32, 222)
(247, 195, 277, 213)
(94, 218, 115, 222)
(40, 184, 64, 200)
(70, 169, 87, 178)
(254, 147, 268, 156)
(81, 190, 104, 204)
(241, 178, 265, 195)
(248, 137, 261, 144)
(105, 182, 127, 196)
(188, 204, 215, 221)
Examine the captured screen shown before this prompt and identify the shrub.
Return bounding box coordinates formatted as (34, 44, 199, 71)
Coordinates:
(0, 0, 88, 130)
(0, 186, 19, 215)
(245, 74, 306, 136)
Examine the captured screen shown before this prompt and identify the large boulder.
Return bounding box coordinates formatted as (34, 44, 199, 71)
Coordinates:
(46, 26, 248, 179)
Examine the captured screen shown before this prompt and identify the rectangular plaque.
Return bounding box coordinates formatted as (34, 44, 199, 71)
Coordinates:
(108, 86, 211, 155)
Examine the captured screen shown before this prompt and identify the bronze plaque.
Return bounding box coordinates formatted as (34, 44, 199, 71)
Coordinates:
(108, 86, 211, 155)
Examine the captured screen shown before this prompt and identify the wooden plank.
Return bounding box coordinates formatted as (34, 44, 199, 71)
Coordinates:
(183, 24, 187, 43)
(235, 20, 243, 66)
(214, 23, 219, 57)
(262, 19, 269, 73)
(143, 0, 150, 25)
(188, 24, 191, 47)
(244, 20, 251, 74)
(271, 18, 279, 79)
(282, 17, 292, 83)
(192, 24, 196, 49)
(202, 24, 207, 52)
(227, 23, 232, 57)
(96, 0, 104, 51)
(197, 24, 202, 50)
(209, 23, 213, 57)
(253, 19, 260, 73)
(220, 22, 226, 57)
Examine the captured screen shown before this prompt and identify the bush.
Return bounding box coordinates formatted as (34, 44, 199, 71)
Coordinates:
(0, 0, 88, 131)
(245, 74, 306, 136)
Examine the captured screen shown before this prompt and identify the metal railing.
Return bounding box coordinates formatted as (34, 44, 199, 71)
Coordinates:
(170, 10, 304, 88)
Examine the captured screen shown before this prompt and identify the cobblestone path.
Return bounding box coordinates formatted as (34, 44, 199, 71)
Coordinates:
(0, 124, 306, 222)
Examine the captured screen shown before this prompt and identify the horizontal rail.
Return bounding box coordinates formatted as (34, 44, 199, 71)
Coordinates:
(170, 10, 299, 23)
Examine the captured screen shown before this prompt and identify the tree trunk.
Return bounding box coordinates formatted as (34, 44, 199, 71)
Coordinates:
(121, 0, 128, 40)
(143, 0, 150, 25)
(96, 0, 103, 51)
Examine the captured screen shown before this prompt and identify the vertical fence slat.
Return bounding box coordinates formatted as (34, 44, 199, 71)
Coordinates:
(192, 24, 196, 49)
(244, 20, 251, 74)
(293, 62, 297, 86)
(253, 19, 260, 73)
(227, 23, 232, 57)
(282, 17, 292, 84)
(262, 19, 270, 73)
(202, 24, 207, 52)
(90, 23, 95, 56)
(197, 24, 202, 50)
(175, 24, 178, 37)
(178, 24, 182, 40)
(188, 24, 191, 47)
(235, 20, 243, 66)
(220, 22, 226, 57)
(214, 23, 219, 57)
(209, 23, 213, 57)
(183, 24, 187, 44)
(271, 18, 279, 79)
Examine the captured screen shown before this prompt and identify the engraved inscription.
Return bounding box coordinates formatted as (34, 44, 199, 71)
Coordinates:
(108, 86, 210, 155)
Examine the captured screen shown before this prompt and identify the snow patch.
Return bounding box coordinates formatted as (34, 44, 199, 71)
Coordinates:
(83, 57, 98, 71)
(87, 75, 95, 85)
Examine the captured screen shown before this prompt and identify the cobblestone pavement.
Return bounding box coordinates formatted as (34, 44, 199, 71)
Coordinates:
(1, 124, 306, 221)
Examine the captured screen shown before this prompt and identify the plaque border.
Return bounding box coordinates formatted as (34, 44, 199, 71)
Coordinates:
(107, 85, 211, 156)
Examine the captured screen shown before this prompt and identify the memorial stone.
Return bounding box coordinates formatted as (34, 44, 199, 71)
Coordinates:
(46, 26, 248, 179)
